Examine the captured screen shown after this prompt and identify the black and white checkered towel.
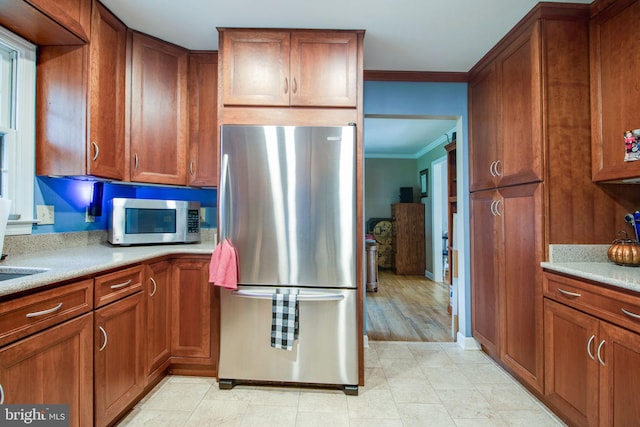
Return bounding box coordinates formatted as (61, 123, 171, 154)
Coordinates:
(271, 290, 299, 351)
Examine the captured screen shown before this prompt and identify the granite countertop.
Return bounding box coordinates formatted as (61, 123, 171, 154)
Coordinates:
(0, 240, 215, 298)
(541, 245, 640, 293)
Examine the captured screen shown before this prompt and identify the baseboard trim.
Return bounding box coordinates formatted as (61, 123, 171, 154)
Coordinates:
(456, 333, 482, 350)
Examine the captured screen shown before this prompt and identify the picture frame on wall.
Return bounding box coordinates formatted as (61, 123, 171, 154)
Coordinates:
(419, 168, 428, 198)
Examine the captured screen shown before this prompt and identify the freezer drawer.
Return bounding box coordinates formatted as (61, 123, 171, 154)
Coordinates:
(218, 286, 358, 389)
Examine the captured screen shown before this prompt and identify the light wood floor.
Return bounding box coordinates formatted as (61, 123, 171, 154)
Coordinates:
(365, 270, 452, 342)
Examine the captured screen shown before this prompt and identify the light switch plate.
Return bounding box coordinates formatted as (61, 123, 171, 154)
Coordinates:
(36, 205, 55, 225)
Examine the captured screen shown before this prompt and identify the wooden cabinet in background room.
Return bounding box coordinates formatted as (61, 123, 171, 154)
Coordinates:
(170, 256, 218, 376)
(129, 30, 189, 185)
(219, 29, 360, 107)
(544, 272, 640, 426)
(145, 260, 172, 386)
(391, 203, 425, 276)
(36, 0, 127, 180)
(188, 52, 219, 187)
(590, 0, 640, 182)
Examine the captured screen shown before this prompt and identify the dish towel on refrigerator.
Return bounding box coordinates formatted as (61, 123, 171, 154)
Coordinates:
(271, 290, 299, 351)
(208, 239, 239, 290)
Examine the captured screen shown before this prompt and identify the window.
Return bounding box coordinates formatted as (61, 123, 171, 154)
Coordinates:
(0, 26, 35, 235)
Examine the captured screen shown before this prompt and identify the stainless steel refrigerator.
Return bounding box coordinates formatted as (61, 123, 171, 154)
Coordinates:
(217, 124, 358, 394)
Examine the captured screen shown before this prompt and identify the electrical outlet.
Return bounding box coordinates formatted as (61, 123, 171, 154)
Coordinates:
(85, 207, 95, 223)
(36, 205, 55, 225)
(199, 207, 206, 223)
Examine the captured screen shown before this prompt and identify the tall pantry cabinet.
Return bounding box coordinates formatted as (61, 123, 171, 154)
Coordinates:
(468, 4, 625, 393)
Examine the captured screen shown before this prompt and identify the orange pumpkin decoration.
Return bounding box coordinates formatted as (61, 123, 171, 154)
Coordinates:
(608, 236, 640, 266)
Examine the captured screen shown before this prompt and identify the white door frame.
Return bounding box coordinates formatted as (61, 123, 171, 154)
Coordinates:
(431, 155, 447, 283)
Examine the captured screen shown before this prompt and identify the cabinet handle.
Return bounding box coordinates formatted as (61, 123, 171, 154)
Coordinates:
(597, 340, 606, 366)
(491, 199, 502, 216)
(494, 159, 502, 177)
(587, 335, 596, 360)
(621, 307, 640, 320)
(558, 288, 582, 298)
(292, 77, 297, 94)
(489, 161, 497, 177)
(26, 302, 63, 318)
(149, 277, 157, 297)
(91, 141, 99, 161)
(284, 77, 289, 94)
(110, 279, 132, 290)
(98, 326, 108, 352)
(0, 383, 4, 404)
(134, 153, 139, 170)
(190, 161, 194, 176)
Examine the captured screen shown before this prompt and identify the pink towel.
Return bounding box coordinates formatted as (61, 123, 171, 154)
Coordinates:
(209, 239, 239, 289)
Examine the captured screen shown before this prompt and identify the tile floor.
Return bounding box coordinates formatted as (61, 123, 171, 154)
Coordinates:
(117, 341, 566, 426)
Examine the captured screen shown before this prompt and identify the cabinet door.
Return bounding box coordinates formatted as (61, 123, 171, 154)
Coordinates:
(469, 62, 499, 192)
(500, 182, 544, 392)
(544, 299, 599, 427)
(0, 313, 93, 427)
(145, 261, 171, 384)
(599, 321, 640, 427)
(188, 52, 219, 186)
(470, 189, 500, 357)
(289, 31, 358, 107)
(220, 30, 290, 106)
(171, 258, 213, 361)
(87, 1, 126, 180)
(130, 31, 188, 185)
(94, 292, 144, 427)
(590, 0, 640, 182)
(498, 23, 543, 188)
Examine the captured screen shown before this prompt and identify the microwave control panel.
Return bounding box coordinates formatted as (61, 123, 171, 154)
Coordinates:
(187, 209, 200, 233)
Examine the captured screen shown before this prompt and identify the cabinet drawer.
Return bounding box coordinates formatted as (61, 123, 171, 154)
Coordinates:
(0, 279, 93, 347)
(94, 265, 143, 308)
(544, 271, 640, 334)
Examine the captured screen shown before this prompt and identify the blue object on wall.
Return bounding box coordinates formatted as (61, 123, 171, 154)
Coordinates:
(33, 177, 217, 234)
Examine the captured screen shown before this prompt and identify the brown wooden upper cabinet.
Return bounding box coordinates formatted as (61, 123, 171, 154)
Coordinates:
(0, 0, 91, 45)
(129, 31, 189, 185)
(219, 29, 359, 108)
(468, 23, 543, 192)
(590, 0, 640, 182)
(36, 0, 126, 180)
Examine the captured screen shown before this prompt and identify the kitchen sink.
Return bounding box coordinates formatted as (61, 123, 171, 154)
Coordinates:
(0, 267, 49, 281)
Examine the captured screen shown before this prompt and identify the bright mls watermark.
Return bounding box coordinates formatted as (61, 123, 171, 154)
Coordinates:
(1, 405, 69, 426)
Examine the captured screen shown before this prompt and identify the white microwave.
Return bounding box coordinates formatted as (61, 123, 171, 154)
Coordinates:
(108, 198, 201, 246)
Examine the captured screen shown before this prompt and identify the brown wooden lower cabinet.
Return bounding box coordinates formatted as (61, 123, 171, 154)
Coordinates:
(94, 291, 144, 427)
(0, 313, 93, 427)
(543, 272, 640, 426)
(170, 256, 218, 375)
(145, 260, 172, 385)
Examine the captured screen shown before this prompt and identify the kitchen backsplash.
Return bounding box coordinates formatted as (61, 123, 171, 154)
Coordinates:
(3, 228, 217, 257)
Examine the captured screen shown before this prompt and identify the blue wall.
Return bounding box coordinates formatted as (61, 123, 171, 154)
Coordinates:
(33, 176, 217, 234)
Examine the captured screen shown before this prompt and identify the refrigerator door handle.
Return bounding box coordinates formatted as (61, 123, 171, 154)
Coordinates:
(219, 153, 229, 242)
(231, 290, 345, 302)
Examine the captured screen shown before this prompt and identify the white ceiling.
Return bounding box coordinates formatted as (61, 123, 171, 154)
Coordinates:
(100, 0, 592, 157)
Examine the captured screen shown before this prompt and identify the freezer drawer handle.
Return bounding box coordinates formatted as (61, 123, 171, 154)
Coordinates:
(231, 290, 345, 302)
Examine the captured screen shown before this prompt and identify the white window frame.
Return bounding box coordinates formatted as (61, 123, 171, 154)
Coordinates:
(0, 25, 36, 235)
